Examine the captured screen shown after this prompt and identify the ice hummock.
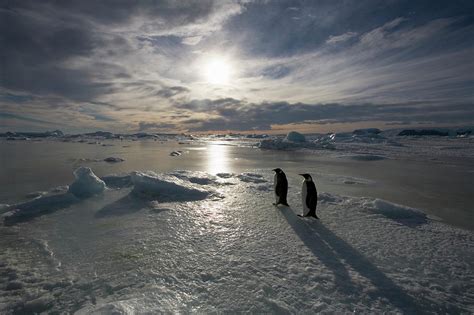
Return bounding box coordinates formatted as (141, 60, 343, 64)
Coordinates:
(130, 171, 215, 201)
(68, 167, 106, 198)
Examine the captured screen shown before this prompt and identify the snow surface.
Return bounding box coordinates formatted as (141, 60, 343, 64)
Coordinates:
(0, 169, 473, 313)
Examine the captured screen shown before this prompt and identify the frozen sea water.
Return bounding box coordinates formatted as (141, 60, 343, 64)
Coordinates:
(0, 137, 473, 313)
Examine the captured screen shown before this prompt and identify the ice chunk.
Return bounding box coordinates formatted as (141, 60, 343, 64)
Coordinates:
(169, 151, 182, 156)
(68, 167, 106, 198)
(130, 171, 212, 201)
(285, 131, 306, 142)
(103, 157, 124, 163)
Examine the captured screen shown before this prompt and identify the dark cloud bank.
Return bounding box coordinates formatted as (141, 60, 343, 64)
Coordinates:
(177, 99, 474, 131)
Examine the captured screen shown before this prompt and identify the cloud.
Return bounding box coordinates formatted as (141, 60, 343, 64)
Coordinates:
(156, 86, 190, 98)
(326, 32, 358, 44)
(0, 112, 52, 125)
(1, 1, 473, 133)
(177, 98, 474, 131)
(0, 0, 243, 103)
(138, 121, 177, 131)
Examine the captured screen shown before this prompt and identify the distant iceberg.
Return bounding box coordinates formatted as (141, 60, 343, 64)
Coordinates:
(258, 131, 335, 150)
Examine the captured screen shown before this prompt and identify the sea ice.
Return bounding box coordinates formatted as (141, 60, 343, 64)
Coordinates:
(130, 171, 213, 201)
(0, 168, 473, 313)
(68, 167, 106, 198)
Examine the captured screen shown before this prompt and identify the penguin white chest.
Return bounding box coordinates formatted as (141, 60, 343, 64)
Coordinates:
(301, 181, 310, 215)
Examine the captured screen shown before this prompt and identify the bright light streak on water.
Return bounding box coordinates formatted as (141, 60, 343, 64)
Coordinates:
(206, 143, 230, 175)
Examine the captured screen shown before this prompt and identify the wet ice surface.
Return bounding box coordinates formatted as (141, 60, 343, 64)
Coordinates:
(0, 136, 473, 313)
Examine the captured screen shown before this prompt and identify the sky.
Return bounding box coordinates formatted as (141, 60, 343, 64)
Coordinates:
(1, 0, 473, 134)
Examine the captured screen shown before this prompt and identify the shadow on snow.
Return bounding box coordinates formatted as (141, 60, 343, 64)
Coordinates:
(278, 206, 459, 314)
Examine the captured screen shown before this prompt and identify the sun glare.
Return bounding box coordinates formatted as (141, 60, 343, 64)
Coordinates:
(203, 57, 233, 85)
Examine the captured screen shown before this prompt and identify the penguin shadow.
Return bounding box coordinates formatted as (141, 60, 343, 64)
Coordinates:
(277, 206, 453, 314)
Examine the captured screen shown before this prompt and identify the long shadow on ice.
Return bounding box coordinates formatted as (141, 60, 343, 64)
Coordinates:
(278, 206, 452, 314)
(3, 193, 79, 225)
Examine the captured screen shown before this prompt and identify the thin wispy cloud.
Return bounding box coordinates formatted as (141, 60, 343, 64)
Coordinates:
(1, 0, 473, 133)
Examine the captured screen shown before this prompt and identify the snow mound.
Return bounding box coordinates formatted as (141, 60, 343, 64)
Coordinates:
(68, 167, 106, 198)
(285, 131, 306, 142)
(363, 198, 428, 226)
(130, 171, 214, 201)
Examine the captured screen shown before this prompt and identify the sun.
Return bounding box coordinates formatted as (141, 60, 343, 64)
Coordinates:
(203, 57, 233, 85)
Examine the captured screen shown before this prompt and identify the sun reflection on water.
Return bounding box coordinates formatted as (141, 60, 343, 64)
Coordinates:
(206, 143, 230, 174)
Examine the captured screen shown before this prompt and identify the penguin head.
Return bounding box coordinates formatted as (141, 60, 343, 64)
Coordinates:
(272, 168, 283, 174)
(299, 173, 312, 181)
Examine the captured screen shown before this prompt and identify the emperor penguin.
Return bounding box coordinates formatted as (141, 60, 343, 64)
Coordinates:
(272, 168, 289, 206)
(299, 174, 319, 219)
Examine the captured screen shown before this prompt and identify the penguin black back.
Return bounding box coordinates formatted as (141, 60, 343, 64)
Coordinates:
(305, 180, 317, 212)
(299, 173, 318, 218)
(273, 168, 289, 206)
